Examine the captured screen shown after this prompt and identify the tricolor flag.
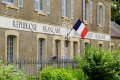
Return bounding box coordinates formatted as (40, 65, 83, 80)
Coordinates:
(73, 19, 88, 39)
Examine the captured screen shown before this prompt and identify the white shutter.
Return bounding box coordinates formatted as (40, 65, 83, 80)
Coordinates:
(46, 0, 50, 14)
(83, 0, 85, 22)
(89, 1, 92, 24)
(103, 6, 105, 26)
(2, 0, 7, 3)
(62, 0, 65, 17)
(18, 0, 23, 8)
(71, 0, 74, 19)
(97, 4, 100, 25)
(34, 0, 39, 11)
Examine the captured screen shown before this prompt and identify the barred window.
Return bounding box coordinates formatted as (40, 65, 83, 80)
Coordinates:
(38, 39, 44, 62)
(55, 40, 60, 57)
(73, 42, 77, 57)
(7, 36, 14, 62)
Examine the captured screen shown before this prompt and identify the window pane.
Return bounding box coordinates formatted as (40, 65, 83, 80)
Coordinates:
(99, 6, 102, 25)
(7, 36, 14, 63)
(10, 0, 13, 3)
(85, 1, 87, 21)
(73, 42, 77, 57)
(55, 40, 59, 57)
(39, 39, 43, 62)
(65, 0, 68, 17)
(39, 0, 43, 10)
(99, 44, 102, 48)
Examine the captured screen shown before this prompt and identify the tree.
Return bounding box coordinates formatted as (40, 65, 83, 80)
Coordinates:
(111, 1, 120, 25)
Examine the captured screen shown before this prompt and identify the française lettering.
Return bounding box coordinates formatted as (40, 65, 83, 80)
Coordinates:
(43, 26, 61, 34)
(13, 20, 37, 31)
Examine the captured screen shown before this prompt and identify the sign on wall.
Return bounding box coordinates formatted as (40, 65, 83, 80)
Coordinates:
(0, 16, 110, 41)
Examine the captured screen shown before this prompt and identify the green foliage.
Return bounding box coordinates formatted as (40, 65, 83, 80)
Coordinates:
(111, 1, 120, 25)
(39, 66, 88, 80)
(69, 67, 88, 80)
(40, 66, 74, 80)
(75, 46, 120, 80)
(0, 60, 27, 80)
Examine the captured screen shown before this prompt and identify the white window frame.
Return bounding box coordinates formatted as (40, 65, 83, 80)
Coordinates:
(62, 0, 68, 18)
(46, 0, 50, 14)
(71, 0, 74, 19)
(7, 36, 14, 63)
(85, 1, 88, 22)
(2, 0, 14, 5)
(18, 0, 23, 8)
(97, 3, 105, 26)
(83, 0, 92, 23)
(37, 0, 43, 12)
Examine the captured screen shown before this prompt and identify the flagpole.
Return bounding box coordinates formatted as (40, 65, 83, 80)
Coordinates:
(67, 28, 73, 36)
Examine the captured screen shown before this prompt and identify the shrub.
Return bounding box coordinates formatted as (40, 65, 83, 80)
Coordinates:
(75, 46, 120, 80)
(0, 60, 26, 80)
(39, 66, 74, 80)
(40, 66, 88, 80)
(69, 67, 88, 80)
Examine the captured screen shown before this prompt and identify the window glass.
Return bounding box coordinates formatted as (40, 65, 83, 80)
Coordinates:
(39, 0, 43, 11)
(111, 45, 113, 52)
(7, 36, 14, 63)
(73, 42, 77, 57)
(38, 39, 44, 62)
(85, 1, 87, 21)
(99, 44, 102, 48)
(55, 40, 59, 57)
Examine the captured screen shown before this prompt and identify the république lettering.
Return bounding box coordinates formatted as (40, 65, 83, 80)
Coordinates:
(13, 20, 37, 31)
(43, 26, 61, 34)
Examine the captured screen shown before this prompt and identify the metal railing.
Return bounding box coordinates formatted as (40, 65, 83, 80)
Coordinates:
(1, 58, 77, 79)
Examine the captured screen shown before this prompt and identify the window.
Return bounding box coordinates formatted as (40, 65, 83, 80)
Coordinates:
(62, 0, 68, 17)
(71, 0, 74, 19)
(2, 0, 23, 7)
(85, 42, 89, 54)
(85, 1, 87, 22)
(55, 40, 60, 57)
(64, 41, 69, 59)
(99, 44, 103, 48)
(97, 3, 105, 26)
(38, 39, 44, 62)
(2, 0, 14, 5)
(62, 0, 73, 19)
(111, 45, 114, 52)
(7, 36, 14, 62)
(73, 42, 77, 57)
(83, 0, 92, 23)
(34, 0, 50, 14)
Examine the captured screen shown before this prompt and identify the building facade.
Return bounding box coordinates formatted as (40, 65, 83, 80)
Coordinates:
(111, 21, 120, 52)
(0, 0, 111, 62)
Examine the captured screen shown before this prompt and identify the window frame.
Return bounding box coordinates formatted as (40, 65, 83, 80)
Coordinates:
(73, 42, 77, 57)
(2, 0, 14, 5)
(55, 40, 60, 57)
(38, 0, 43, 12)
(85, 1, 88, 22)
(97, 3, 105, 27)
(7, 36, 14, 63)
(38, 38, 44, 62)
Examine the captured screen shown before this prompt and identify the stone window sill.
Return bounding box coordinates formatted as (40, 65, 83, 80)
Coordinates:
(63, 18, 71, 23)
(37, 12, 47, 17)
(6, 5, 19, 10)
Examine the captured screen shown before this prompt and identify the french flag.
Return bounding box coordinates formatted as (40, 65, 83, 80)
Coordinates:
(73, 19, 88, 39)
